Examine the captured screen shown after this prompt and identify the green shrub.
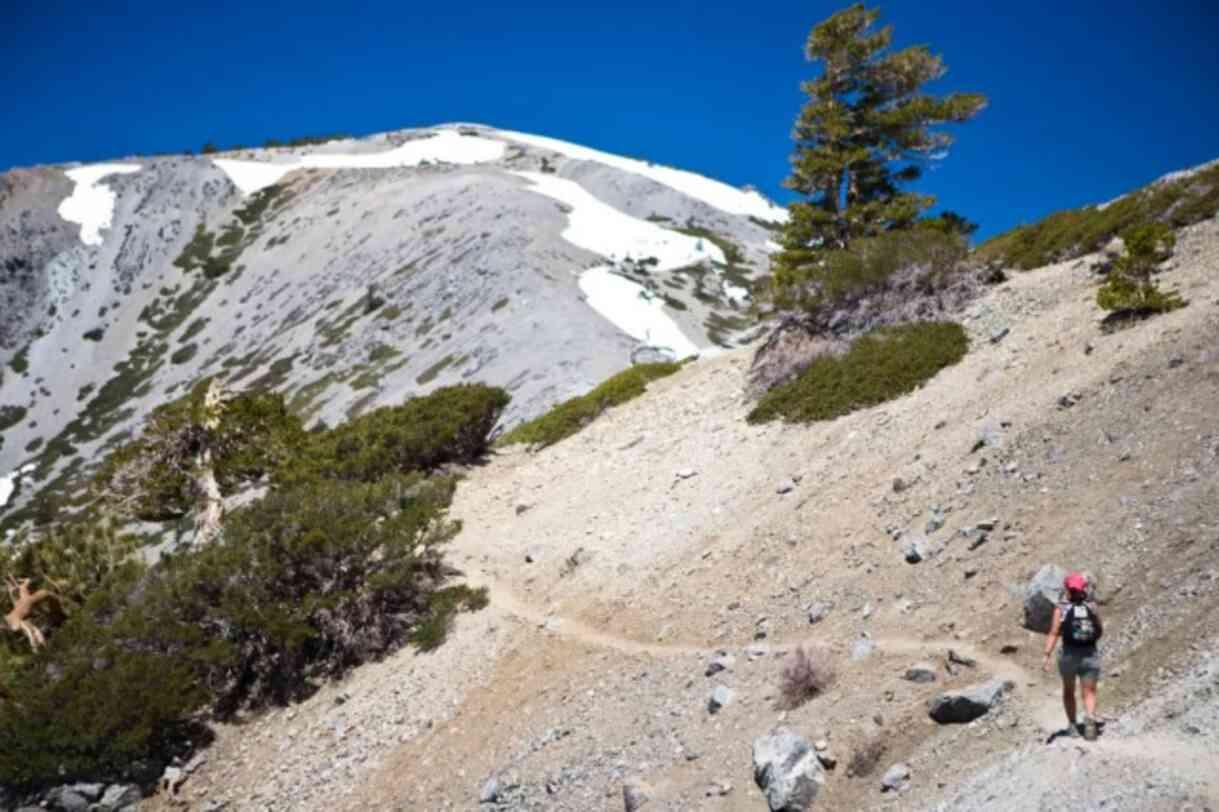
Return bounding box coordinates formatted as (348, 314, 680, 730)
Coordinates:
(748, 322, 968, 424)
(170, 343, 198, 364)
(280, 384, 509, 485)
(772, 226, 968, 312)
(95, 381, 306, 521)
(976, 163, 1219, 270)
(83, 328, 105, 342)
(499, 363, 681, 449)
(0, 404, 27, 432)
(1096, 222, 1185, 316)
(0, 475, 482, 789)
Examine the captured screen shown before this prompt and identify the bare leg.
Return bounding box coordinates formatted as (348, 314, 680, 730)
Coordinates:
(1080, 679, 1098, 718)
(1061, 676, 1078, 727)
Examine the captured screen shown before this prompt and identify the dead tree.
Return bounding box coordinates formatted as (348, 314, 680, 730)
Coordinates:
(4, 576, 54, 650)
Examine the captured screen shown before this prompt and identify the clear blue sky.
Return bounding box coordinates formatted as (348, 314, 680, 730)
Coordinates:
(5, 0, 1217, 239)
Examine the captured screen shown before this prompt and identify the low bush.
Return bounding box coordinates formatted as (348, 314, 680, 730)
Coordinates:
(748, 321, 968, 424)
(777, 646, 834, 709)
(0, 475, 484, 789)
(498, 362, 682, 449)
(279, 384, 510, 486)
(1096, 222, 1186, 317)
(771, 225, 968, 313)
(976, 162, 1219, 270)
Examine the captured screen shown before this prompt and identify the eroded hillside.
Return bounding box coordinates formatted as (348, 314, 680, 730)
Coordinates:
(157, 218, 1219, 810)
(0, 125, 784, 531)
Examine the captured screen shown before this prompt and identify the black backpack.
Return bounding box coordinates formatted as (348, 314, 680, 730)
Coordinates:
(1062, 602, 1101, 646)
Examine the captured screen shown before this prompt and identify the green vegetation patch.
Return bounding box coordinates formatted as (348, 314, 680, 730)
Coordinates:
(416, 355, 454, 385)
(170, 343, 198, 365)
(0, 405, 28, 433)
(976, 163, 1219, 270)
(9, 344, 31, 375)
(499, 362, 682, 450)
(82, 328, 105, 342)
(748, 321, 968, 424)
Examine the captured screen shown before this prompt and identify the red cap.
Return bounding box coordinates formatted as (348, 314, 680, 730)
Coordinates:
(1063, 572, 1088, 593)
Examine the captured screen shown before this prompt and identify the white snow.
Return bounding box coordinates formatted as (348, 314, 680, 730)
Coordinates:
(578, 269, 700, 358)
(0, 465, 33, 510)
(212, 130, 507, 194)
(498, 129, 788, 223)
(512, 171, 725, 267)
(58, 163, 142, 245)
(513, 171, 720, 358)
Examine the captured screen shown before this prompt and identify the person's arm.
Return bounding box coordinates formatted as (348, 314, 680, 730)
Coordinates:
(1042, 607, 1062, 671)
(1090, 603, 1103, 638)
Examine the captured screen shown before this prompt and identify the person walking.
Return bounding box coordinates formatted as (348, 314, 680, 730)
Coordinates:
(1043, 572, 1104, 740)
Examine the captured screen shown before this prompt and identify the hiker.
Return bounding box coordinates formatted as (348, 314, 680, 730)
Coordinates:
(1042, 571, 1103, 739)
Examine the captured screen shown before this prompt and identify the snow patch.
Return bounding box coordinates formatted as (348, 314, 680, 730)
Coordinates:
(499, 129, 788, 223)
(512, 171, 725, 267)
(58, 163, 142, 245)
(212, 130, 507, 195)
(513, 171, 718, 357)
(578, 269, 700, 359)
(0, 464, 34, 510)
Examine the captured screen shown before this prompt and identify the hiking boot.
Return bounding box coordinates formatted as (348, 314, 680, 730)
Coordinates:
(1083, 717, 1098, 741)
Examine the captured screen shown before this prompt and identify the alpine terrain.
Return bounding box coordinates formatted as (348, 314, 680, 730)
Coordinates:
(2, 119, 1219, 812)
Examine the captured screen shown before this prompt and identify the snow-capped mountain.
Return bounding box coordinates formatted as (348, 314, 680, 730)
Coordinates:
(0, 124, 785, 521)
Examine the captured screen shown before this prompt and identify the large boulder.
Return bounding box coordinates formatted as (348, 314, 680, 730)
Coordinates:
(928, 679, 1014, 724)
(1022, 564, 1068, 632)
(752, 728, 824, 811)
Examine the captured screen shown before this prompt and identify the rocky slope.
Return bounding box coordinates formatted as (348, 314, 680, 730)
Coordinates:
(134, 214, 1219, 811)
(0, 125, 784, 528)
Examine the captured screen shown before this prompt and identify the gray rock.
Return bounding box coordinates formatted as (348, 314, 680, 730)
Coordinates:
(675, 468, 698, 480)
(851, 637, 876, 661)
(623, 778, 652, 811)
(928, 679, 1014, 724)
(776, 479, 796, 495)
(70, 783, 104, 801)
(881, 763, 911, 792)
(709, 684, 735, 714)
(1023, 564, 1068, 632)
(904, 662, 938, 683)
(46, 787, 90, 812)
(705, 653, 735, 677)
(903, 536, 926, 563)
(989, 327, 1010, 344)
(806, 602, 830, 625)
(804, 597, 833, 621)
(98, 784, 141, 810)
(752, 728, 824, 811)
(479, 775, 499, 804)
(925, 507, 947, 534)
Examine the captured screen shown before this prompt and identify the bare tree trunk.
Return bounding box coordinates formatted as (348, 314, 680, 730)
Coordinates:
(192, 379, 228, 546)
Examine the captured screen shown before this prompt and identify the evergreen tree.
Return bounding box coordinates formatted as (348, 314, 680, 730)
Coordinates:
(774, 4, 986, 302)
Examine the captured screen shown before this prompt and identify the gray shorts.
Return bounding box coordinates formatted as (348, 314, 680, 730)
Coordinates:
(1059, 646, 1102, 681)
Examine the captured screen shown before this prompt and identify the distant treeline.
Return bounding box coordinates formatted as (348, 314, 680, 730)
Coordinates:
(199, 133, 352, 154)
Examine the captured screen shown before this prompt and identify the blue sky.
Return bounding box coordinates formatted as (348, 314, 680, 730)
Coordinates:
(5, 0, 1217, 239)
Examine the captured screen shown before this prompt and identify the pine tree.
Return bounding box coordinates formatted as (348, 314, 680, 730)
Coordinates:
(773, 4, 986, 304)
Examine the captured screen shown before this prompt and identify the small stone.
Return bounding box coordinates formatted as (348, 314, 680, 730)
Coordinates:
(989, 327, 1010, 344)
(892, 477, 907, 493)
(903, 539, 925, 564)
(708, 685, 735, 714)
(675, 468, 697, 480)
(705, 654, 735, 677)
(947, 649, 977, 668)
(903, 663, 937, 683)
(623, 778, 653, 811)
(479, 776, 499, 804)
(816, 751, 838, 770)
(515, 503, 532, 516)
(881, 763, 911, 792)
(928, 679, 1013, 724)
(851, 637, 875, 661)
(776, 479, 796, 495)
(807, 602, 830, 624)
